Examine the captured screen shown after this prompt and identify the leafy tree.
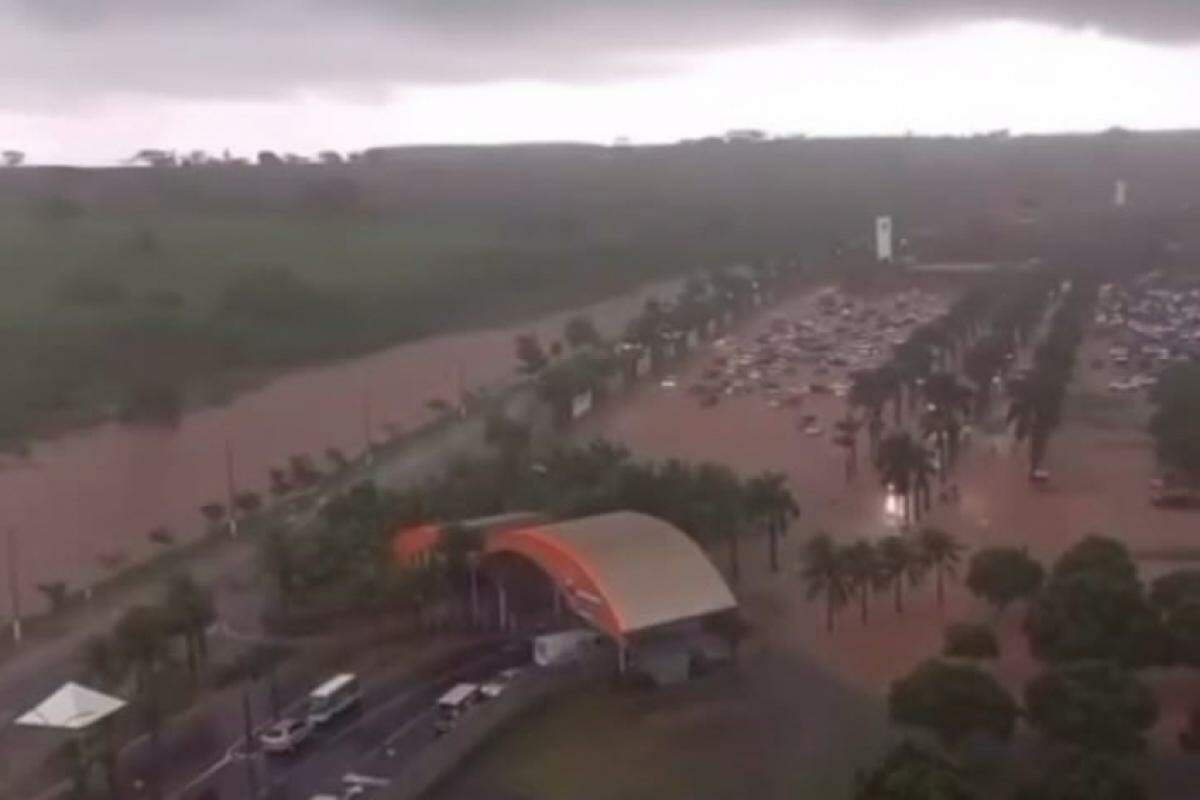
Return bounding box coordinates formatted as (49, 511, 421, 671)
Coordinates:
(324, 446, 350, 470)
(199, 502, 227, 531)
(1024, 661, 1158, 753)
(966, 547, 1044, 613)
(484, 412, 531, 461)
(1149, 364, 1200, 485)
(233, 491, 262, 515)
(147, 526, 175, 547)
(56, 271, 126, 307)
(1148, 568, 1200, 613)
(515, 333, 549, 375)
(1180, 707, 1200, 752)
(888, 659, 1018, 750)
(1025, 570, 1166, 666)
(801, 532, 849, 632)
(2, 149, 24, 167)
(943, 623, 999, 660)
(564, 314, 602, 349)
(1026, 536, 1167, 666)
(917, 527, 964, 607)
(1051, 536, 1138, 586)
(1164, 601, 1200, 666)
(1015, 752, 1145, 800)
(853, 740, 975, 800)
(37, 581, 70, 612)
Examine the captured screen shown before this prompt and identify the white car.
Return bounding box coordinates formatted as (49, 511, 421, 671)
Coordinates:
(480, 667, 523, 699)
(260, 717, 312, 754)
(804, 424, 824, 437)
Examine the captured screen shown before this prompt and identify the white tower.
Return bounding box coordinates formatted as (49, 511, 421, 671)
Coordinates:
(875, 216, 894, 262)
(1114, 179, 1128, 208)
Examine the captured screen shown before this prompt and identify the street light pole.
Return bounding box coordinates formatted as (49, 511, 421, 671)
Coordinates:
(225, 439, 239, 537)
(241, 690, 259, 798)
(6, 528, 21, 644)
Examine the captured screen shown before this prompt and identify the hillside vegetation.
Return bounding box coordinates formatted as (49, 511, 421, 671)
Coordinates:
(0, 130, 1195, 449)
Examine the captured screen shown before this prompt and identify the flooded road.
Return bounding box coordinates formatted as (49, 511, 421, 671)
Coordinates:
(0, 280, 678, 615)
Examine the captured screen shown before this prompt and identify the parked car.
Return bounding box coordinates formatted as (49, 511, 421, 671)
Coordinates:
(260, 717, 312, 754)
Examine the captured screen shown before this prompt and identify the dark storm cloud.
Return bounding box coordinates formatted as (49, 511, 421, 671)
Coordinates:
(4, 1, 1200, 104)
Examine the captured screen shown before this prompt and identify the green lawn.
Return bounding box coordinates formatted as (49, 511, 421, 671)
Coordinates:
(432, 648, 891, 800)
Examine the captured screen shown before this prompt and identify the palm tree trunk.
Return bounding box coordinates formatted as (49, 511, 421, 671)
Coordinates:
(767, 521, 779, 574)
(860, 585, 869, 624)
(729, 532, 740, 585)
(936, 564, 945, 607)
(894, 578, 903, 614)
(826, 591, 835, 632)
(938, 433, 948, 482)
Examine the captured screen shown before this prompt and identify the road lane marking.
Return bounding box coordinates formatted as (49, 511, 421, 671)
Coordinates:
(169, 754, 233, 799)
(381, 707, 437, 750)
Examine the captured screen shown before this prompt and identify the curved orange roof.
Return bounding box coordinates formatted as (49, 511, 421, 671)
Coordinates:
(487, 511, 736, 641)
(391, 523, 443, 564)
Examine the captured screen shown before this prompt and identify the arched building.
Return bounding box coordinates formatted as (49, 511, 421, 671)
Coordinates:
(392, 510, 737, 671)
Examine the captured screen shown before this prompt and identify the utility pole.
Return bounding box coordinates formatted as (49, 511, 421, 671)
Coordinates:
(225, 440, 239, 536)
(267, 663, 281, 721)
(6, 528, 21, 644)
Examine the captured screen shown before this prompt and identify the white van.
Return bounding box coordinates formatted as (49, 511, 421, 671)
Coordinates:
(434, 683, 481, 736)
(307, 673, 361, 726)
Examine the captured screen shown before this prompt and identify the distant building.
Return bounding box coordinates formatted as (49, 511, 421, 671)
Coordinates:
(876, 216, 894, 262)
(726, 129, 767, 143)
(1114, 179, 1129, 208)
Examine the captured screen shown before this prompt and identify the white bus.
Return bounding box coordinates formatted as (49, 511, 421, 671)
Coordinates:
(307, 673, 361, 726)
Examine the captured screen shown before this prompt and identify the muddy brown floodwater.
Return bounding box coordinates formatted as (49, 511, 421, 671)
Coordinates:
(0, 279, 680, 615)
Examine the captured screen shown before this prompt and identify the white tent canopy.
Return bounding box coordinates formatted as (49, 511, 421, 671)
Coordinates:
(17, 682, 126, 731)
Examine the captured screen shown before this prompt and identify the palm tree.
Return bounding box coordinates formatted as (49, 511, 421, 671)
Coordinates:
(916, 527, 965, 608)
(877, 535, 927, 614)
(911, 444, 936, 519)
(963, 334, 1008, 419)
(259, 526, 298, 611)
(833, 415, 862, 482)
(801, 532, 849, 632)
(877, 433, 932, 525)
(81, 634, 127, 690)
(849, 370, 889, 461)
(1007, 373, 1064, 475)
(923, 373, 972, 477)
(748, 471, 800, 573)
(704, 465, 747, 584)
(840, 541, 880, 625)
(163, 573, 215, 679)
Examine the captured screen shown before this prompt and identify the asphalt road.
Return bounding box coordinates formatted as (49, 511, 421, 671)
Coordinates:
(167, 642, 526, 800)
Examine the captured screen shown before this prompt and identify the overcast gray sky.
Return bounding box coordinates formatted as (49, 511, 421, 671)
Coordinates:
(4, 1, 1200, 164)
